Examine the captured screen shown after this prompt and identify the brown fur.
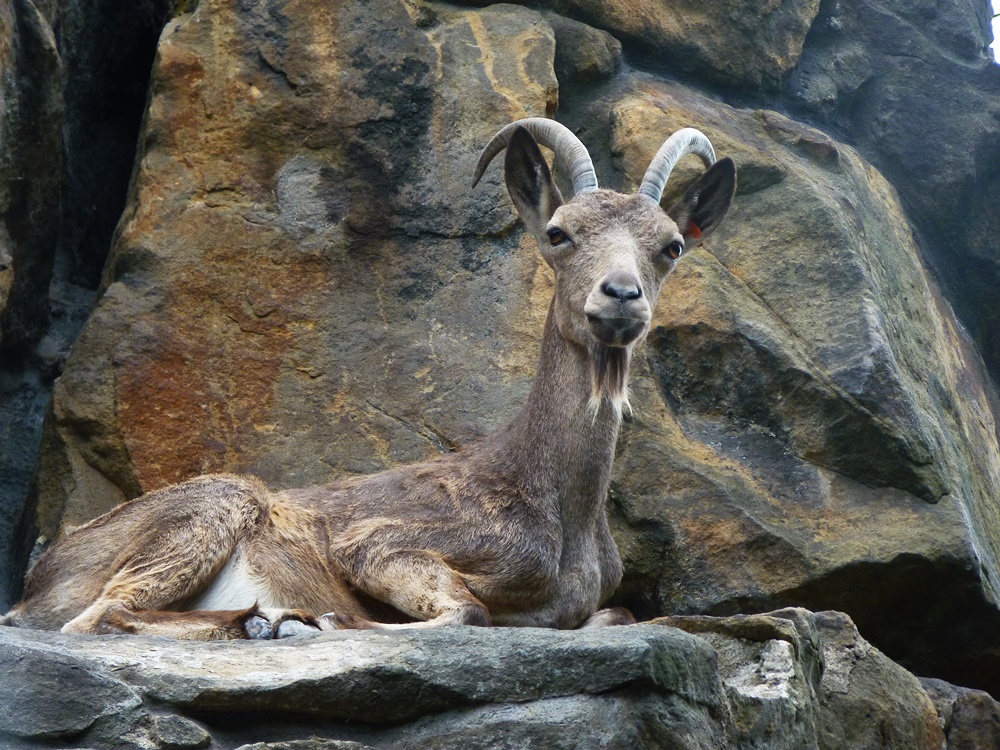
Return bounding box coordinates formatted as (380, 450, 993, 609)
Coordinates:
(2, 126, 735, 639)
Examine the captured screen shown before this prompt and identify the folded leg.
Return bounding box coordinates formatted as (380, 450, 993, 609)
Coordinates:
(323, 549, 490, 630)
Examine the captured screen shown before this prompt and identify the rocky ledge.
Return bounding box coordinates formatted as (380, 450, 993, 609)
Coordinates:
(2, 608, 996, 750)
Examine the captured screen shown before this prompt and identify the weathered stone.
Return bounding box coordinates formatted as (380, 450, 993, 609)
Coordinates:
(544, 12, 622, 84)
(0, 624, 731, 749)
(23, 625, 723, 721)
(0, 610, 951, 749)
(655, 610, 822, 682)
(657, 609, 946, 750)
(153, 714, 211, 750)
(656, 611, 823, 749)
(0, 0, 181, 613)
(23, 0, 558, 541)
(559, 78, 1000, 696)
(489, 0, 822, 88)
(0, 0, 64, 612)
(786, 0, 1000, 382)
(0, 636, 142, 742)
(368, 692, 727, 750)
(812, 611, 944, 750)
(922, 677, 1000, 750)
(236, 743, 376, 750)
(0, 0, 61, 350)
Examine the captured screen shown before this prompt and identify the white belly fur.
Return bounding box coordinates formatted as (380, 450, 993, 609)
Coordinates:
(189, 554, 276, 611)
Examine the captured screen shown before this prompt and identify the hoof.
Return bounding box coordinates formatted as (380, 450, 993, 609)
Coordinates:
(243, 614, 274, 640)
(242, 609, 321, 639)
(275, 619, 320, 639)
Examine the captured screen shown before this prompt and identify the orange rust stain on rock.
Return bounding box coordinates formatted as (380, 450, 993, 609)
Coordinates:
(117, 246, 327, 492)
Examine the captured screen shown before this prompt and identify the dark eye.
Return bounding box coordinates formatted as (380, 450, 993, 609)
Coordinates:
(663, 240, 684, 260)
(547, 227, 567, 246)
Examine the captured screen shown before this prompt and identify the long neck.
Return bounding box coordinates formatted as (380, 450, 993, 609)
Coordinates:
(483, 304, 625, 525)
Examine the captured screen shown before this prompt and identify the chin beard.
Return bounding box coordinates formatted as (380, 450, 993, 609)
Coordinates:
(587, 344, 631, 419)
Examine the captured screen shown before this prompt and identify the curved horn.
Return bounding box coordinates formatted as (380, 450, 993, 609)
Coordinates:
(637, 128, 717, 204)
(472, 118, 599, 195)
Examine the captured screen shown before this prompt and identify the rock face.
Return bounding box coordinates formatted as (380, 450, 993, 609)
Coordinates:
(0, 0, 63, 614)
(0, 610, 955, 750)
(587, 88, 1000, 693)
(922, 677, 1000, 750)
(528, 0, 823, 88)
(787, 0, 1000, 382)
(0, 0, 61, 351)
(0, 0, 176, 613)
(2, 0, 1000, 739)
(24, 0, 561, 537)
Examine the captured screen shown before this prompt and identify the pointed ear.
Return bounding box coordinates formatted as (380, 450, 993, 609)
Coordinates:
(666, 157, 736, 246)
(504, 126, 564, 237)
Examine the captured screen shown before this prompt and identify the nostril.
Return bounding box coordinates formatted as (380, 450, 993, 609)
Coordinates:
(602, 281, 642, 301)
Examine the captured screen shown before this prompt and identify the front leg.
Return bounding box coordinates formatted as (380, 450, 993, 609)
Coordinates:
(64, 603, 321, 640)
(323, 549, 491, 630)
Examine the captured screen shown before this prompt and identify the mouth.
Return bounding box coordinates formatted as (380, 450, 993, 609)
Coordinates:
(586, 314, 648, 346)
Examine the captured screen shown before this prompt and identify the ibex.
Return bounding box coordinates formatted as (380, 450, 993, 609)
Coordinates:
(2, 119, 735, 639)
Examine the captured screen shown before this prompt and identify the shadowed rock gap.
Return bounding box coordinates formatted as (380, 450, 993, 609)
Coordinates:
(1, 1, 182, 608)
(58, 0, 179, 289)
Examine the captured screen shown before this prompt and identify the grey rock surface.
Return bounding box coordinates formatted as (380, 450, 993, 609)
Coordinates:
(922, 677, 1000, 750)
(787, 0, 1000, 380)
(0, 610, 951, 749)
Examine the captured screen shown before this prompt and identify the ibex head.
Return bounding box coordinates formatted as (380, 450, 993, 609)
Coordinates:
(474, 118, 736, 413)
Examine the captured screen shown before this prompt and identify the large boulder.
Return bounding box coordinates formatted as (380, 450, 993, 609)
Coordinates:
(658, 609, 946, 750)
(22, 0, 558, 536)
(922, 677, 1000, 750)
(489, 0, 822, 88)
(0, 611, 949, 750)
(565, 79, 1000, 694)
(786, 0, 1000, 384)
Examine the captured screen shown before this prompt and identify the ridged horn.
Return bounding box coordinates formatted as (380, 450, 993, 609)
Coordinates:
(637, 128, 717, 203)
(472, 118, 598, 195)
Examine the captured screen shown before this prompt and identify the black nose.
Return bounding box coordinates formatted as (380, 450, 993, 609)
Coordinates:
(601, 279, 642, 301)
